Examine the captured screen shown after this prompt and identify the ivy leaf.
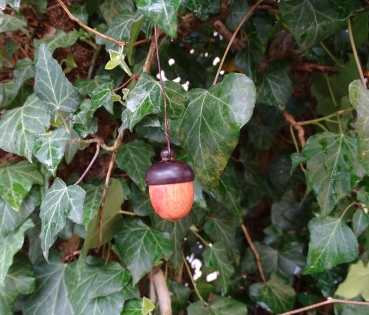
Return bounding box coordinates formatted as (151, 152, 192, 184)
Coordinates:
(68, 2, 88, 24)
(35, 43, 80, 115)
(187, 300, 209, 315)
(234, 43, 263, 81)
(74, 75, 113, 96)
(153, 214, 193, 274)
(13, 58, 35, 88)
(122, 297, 155, 315)
(40, 178, 86, 259)
(0, 186, 40, 241)
(82, 182, 104, 228)
(203, 242, 234, 293)
(249, 274, 296, 314)
(349, 80, 369, 173)
(303, 217, 358, 274)
(0, 219, 34, 286)
(179, 73, 256, 187)
(204, 210, 240, 264)
(126, 73, 162, 131)
(335, 260, 369, 301)
(169, 281, 191, 312)
(334, 303, 369, 315)
(280, 0, 355, 49)
(209, 295, 247, 315)
(164, 80, 188, 120)
(0, 160, 43, 212)
(99, 0, 135, 24)
(114, 217, 172, 284)
(126, 16, 145, 64)
(256, 61, 292, 108)
(116, 139, 155, 191)
(136, 0, 180, 38)
(131, 184, 155, 217)
(352, 209, 369, 237)
(22, 253, 74, 314)
(0, 14, 26, 32)
(73, 110, 98, 138)
(210, 163, 244, 221)
(33, 128, 70, 176)
(182, 0, 219, 21)
(226, 0, 249, 30)
(0, 81, 18, 109)
(33, 30, 80, 58)
(0, 253, 36, 315)
(23, 0, 47, 12)
(0, 93, 50, 162)
(90, 81, 114, 111)
(105, 11, 144, 51)
(302, 132, 365, 214)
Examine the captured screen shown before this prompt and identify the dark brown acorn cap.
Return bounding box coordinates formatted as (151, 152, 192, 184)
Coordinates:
(145, 148, 195, 185)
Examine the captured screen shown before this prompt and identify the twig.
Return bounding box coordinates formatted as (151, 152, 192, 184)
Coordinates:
(182, 255, 205, 301)
(213, 0, 263, 85)
(191, 229, 209, 246)
(323, 73, 343, 134)
(55, 0, 126, 47)
(279, 297, 369, 315)
(320, 42, 344, 67)
(149, 267, 172, 315)
(291, 62, 339, 73)
(212, 20, 246, 51)
(70, 136, 122, 151)
(98, 133, 123, 249)
(348, 18, 366, 87)
(154, 25, 171, 152)
(87, 45, 101, 80)
(142, 39, 157, 74)
(340, 201, 357, 220)
(74, 143, 100, 185)
(298, 108, 354, 126)
(150, 269, 157, 304)
(241, 224, 266, 283)
(63, 250, 81, 262)
(283, 110, 306, 148)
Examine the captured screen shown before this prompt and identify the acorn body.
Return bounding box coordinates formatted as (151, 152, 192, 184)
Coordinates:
(145, 148, 195, 221)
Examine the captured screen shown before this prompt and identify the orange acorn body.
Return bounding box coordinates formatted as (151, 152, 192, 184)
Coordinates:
(145, 148, 195, 221)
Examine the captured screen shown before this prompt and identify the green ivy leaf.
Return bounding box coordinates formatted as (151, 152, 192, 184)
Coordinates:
(13, 58, 35, 88)
(68, 2, 88, 24)
(349, 80, 369, 173)
(23, 0, 47, 12)
(0, 219, 34, 286)
(182, 0, 219, 21)
(33, 128, 70, 176)
(334, 303, 369, 315)
(0, 94, 50, 162)
(122, 297, 155, 315)
(204, 210, 240, 264)
(0, 253, 36, 315)
(136, 0, 180, 38)
(234, 43, 263, 81)
(203, 242, 234, 293)
(131, 184, 155, 217)
(82, 182, 104, 228)
(0, 81, 18, 109)
(33, 30, 80, 58)
(179, 73, 255, 187)
(153, 214, 193, 274)
(168, 281, 191, 312)
(335, 260, 369, 301)
(74, 75, 113, 96)
(303, 217, 358, 274)
(226, 0, 249, 30)
(209, 295, 247, 315)
(210, 163, 244, 221)
(114, 217, 173, 284)
(126, 73, 162, 131)
(249, 274, 296, 314)
(126, 16, 145, 64)
(187, 300, 209, 315)
(352, 209, 369, 237)
(280, 0, 355, 49)
(0, 160, 43, 212)
(0, 186, 40, 241)
(164, 80, 188, 119)
(116, 139, 155, 191)
(302, 132, 365, 214)
(90, 81, 114, 111)
(256, 61, 292, 108)
(73, 110, 98, 138)
(40, 178, 86, 259)
(99, 0, 135, 24)
(105, 11, 144, 51)
(0, 14, 26, 32)
(35, 43, 80, 115)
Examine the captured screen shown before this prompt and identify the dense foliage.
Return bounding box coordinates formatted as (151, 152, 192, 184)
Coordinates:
(1, 0, 369, 314)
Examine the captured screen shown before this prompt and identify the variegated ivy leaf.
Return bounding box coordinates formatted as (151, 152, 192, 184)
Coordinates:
(0, 14, 27, 32)
(35, 43, 80, 115)
(90, 81, 114, 112)
(0, 93, 50, 162)
(13, 58, 35, 89)
(40, 178, 86, 259)
(0, 161, 43, 212)
(33, 128, 71, 176)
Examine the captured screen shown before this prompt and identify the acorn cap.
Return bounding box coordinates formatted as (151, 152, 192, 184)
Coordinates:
(145, 148, 195, 185)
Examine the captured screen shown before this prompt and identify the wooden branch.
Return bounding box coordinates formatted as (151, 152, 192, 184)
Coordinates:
(212, 21, 246, 51)
(55, 0, 126, 47)
(241, 224, 266, 283)
(142, 39, 157, 74)
(280, 297, 369, 315)
(149, 267, 172, 315)
(74, 143, 100, 185)
(291, 62, 339, 73)
(283, 110, 306, 148)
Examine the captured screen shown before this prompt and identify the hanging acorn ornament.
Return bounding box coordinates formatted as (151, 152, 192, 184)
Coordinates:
(145, 148, 194, 221)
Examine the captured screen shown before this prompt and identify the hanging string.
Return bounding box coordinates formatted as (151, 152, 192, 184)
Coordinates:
(154, 25, 172, 158)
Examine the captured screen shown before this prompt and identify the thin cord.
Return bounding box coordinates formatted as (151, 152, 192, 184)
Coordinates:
(154, 25, 171, 155)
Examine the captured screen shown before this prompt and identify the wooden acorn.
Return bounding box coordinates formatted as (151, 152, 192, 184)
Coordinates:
(145, 148, 195, 221)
